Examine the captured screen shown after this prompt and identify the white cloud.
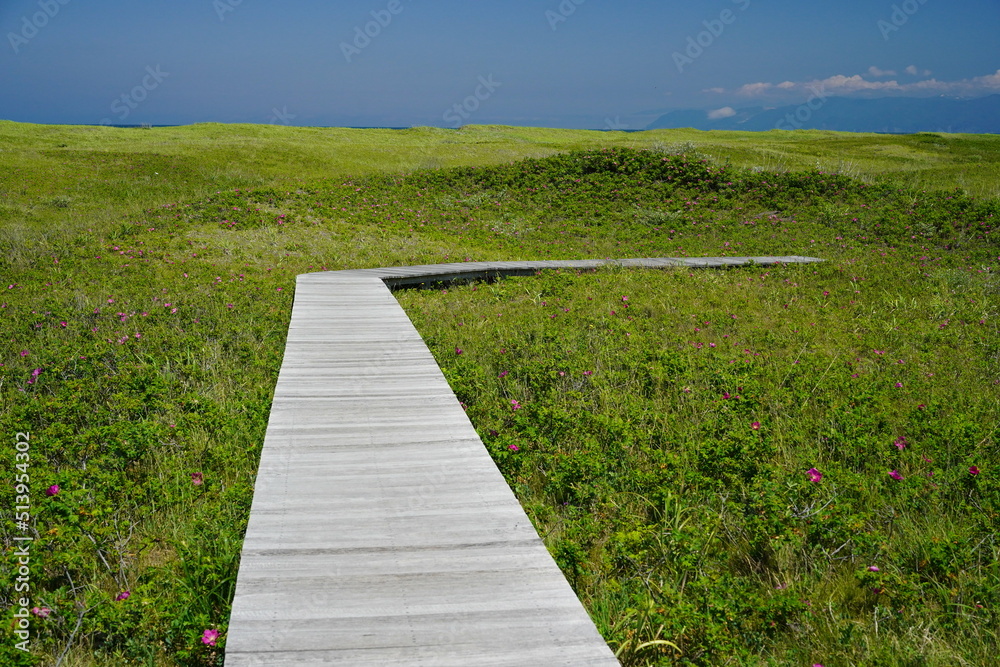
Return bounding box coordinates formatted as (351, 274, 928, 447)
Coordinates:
(905, 65, 932, 76)
(707, 106, 737, 120)
(868, 66, 896, 77)
(820, 74, 902, 93)
(905, 65, 918, 75)
(735, 82, 774, 96)
(977, 69, 1000, 87)
(702, 87, 725, 94)
(727, 69, 1000, 99)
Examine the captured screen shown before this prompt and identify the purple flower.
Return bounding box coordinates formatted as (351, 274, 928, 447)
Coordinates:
(45, 484, 59, 496)
(498, 370, 508, 378)
(751, 421, 761, 431)
(510, 399, 521, 411)
(30, 607, 51, 618)
(508, 444, 519, 452)
(455, 347, 463, 355)
(889, 470, 904, 481)
(201, 628, 219, 646)
(191, 472, 204, 486)
(115, 591, 130, 601)
(969, 466, 980, 476)
(893, 436, 907, 450)
(806, 468, 822, 483)
(868, 566, 880, 572)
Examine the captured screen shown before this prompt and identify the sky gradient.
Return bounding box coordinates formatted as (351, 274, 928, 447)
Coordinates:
(2, 0, 998, 129)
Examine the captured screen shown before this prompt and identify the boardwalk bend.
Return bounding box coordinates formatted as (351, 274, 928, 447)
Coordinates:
(226, 256, 823, 666)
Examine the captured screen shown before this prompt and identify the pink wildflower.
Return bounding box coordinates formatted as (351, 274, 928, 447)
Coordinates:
(969, 466, 980, 476)
(201, 629, 219, 646)
(806, 468, 822, 483)
(889, 470, 904, 481)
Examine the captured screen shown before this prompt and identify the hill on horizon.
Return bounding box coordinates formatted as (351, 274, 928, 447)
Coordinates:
(647, 94, 1000, 134)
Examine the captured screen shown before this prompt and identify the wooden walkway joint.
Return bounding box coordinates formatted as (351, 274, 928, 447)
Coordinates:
(225, 256, 823, 666)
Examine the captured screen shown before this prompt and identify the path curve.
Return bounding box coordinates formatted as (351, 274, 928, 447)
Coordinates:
(226, 256, 822, 666)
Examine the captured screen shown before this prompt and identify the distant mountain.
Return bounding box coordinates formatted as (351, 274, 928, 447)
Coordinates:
(646, 95, 1000, 134)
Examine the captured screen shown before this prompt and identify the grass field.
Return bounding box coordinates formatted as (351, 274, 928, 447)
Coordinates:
(1, 122, 998, 665)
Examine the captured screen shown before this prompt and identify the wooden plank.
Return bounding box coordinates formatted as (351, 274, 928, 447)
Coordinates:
(227, 257, 821, 666)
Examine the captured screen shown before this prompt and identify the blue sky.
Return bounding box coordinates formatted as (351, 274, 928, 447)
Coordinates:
(1, 0, 998, 129)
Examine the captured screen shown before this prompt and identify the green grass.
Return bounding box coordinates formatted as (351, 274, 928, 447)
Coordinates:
(397, 262, 999, 665)
(3, 123, 998, 231)
(0, 122, 998, 665)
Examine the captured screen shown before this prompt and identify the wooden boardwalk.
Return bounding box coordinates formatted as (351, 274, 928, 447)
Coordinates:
(225, 257, 822, 666)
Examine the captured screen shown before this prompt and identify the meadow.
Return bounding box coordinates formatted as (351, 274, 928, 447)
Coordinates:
(1, 121, 998, 665)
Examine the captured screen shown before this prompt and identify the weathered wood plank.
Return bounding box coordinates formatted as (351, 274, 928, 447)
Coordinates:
(227, 257, 821, 666)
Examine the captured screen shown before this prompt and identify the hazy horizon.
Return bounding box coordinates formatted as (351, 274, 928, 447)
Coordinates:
(2, 0, 998, 130)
